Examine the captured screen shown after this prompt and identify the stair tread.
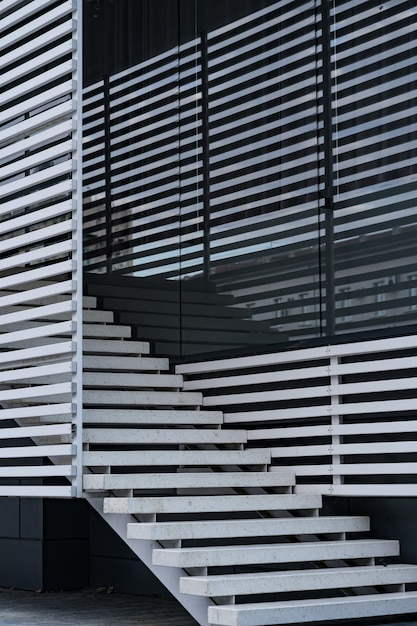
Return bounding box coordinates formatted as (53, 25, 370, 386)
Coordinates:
(83, 471, 295, 490)
(181, 564, 417, 596)
(83, 355, 169, 371)
(83, 372, 184, 389)
(153, 539, 399, 568)
(82, 408, 224, 425)
(83, 389, 203, 406)
(129, 515, 369, 540)
(103, 494, 321, 514)
(83, 339, 150, 355)
(83, 449, 271, 466)
(83, 428, 247, 445)
(208, 591, 417, 626)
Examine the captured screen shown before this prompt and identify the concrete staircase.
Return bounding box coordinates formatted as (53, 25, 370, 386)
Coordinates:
(82, 296, 417, 626)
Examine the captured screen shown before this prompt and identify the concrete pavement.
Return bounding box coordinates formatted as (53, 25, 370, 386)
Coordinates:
(0, 587, 198, 625)
(0, 587, 417, 626)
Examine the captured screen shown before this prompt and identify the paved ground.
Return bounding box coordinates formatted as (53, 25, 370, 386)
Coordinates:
(0, 588, 198, 626)
(0, 587, 417, 626)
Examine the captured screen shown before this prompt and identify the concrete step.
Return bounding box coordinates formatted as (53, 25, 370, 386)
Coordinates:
(207, 590, 417, 626)
(83, 388, 203, 407)
(180, 563, 417, 597)
(153, 539, 399, 569)
(129, 515, 369, 541)
(82, 323, 131, 339)
(83, 408, 224, 425)
(83, 355, 170, 372)
(83, 428, 247, 445)
(83, 448, 271, 467)
(83, 471, 295, 491)
(83, 371, 184, 389)
(83, 338, 150, 355)
(82, 309, 114, 324)
(103, 494, 321, 514)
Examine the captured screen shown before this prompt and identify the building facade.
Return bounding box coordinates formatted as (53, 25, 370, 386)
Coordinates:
(1, 1, 417, 624)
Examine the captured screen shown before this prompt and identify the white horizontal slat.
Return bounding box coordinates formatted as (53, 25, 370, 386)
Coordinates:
(0, 423, 72, 441)
(0, 444, 74, 459)
(0, 320, 75, 347)
(0, 403, 74, 422)
(0, 465, 74, 478)
(296, 484, 417, 497)
(0, 361, 75, 384)
(0, 280, 74, 309)
(0, 121, 74, 164)
(249, 420, 417, 441)
(0, 341, 75, 368)
(270, 440, 417, 459)
(0, 382, 74, 403)
(280, 462, 417, 477)
(0, 486, 74, 497)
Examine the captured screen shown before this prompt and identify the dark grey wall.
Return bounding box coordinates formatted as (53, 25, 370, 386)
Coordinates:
(323, 496, 417, 565)
(0, 498, 169, 596)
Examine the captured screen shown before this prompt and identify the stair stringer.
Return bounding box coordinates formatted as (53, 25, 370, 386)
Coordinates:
(86, 495, 212, 626)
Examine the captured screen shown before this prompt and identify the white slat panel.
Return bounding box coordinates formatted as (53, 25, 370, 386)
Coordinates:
(0, 201, 72, 236)
(0, 444, 74, 459)
(181, 334, 417, 496)
(0, 1, 75, 53)
(0, 281, 74, 308)
(0, 0, 80, 497)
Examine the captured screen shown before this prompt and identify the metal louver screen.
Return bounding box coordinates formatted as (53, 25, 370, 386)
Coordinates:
(0, 0, 81, 497)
